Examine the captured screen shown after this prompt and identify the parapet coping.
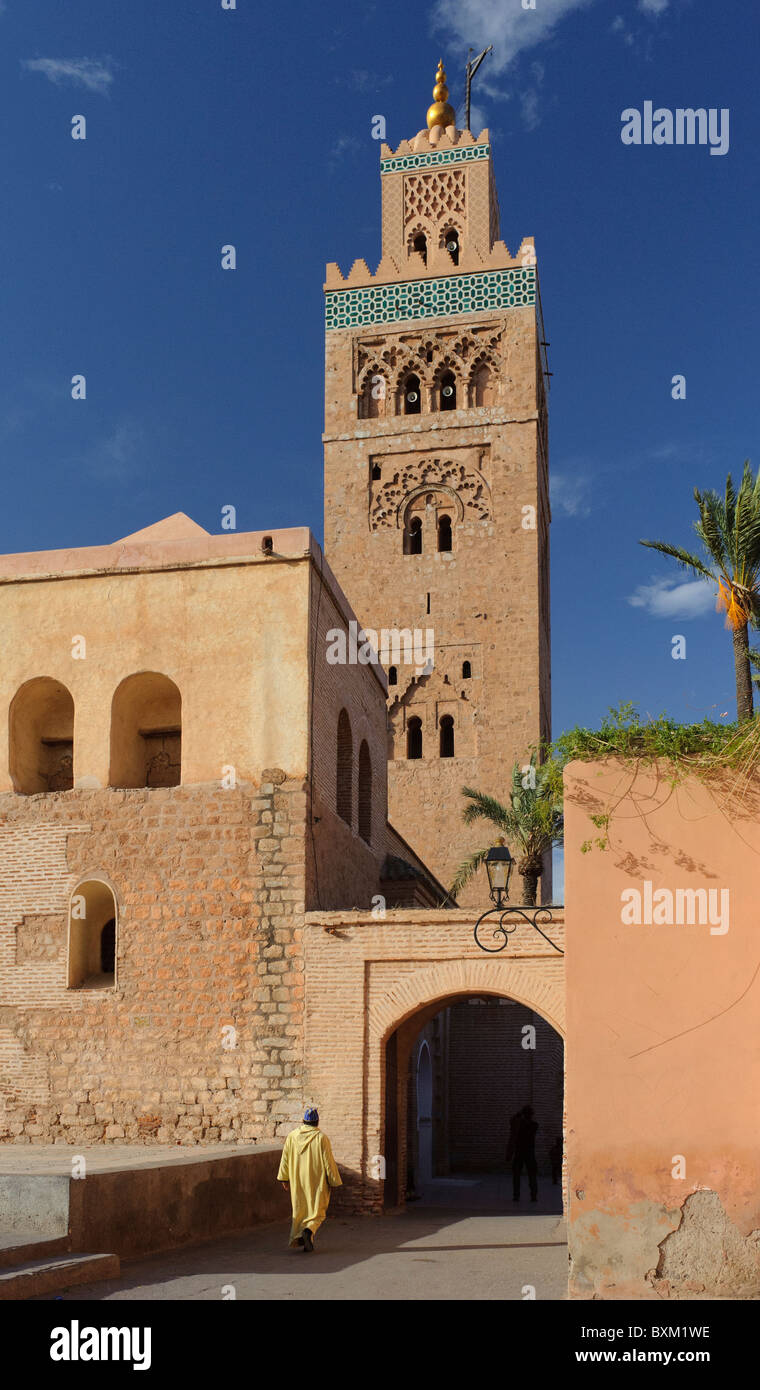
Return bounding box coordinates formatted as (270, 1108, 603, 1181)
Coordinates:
(0, 1141, 283, 1176)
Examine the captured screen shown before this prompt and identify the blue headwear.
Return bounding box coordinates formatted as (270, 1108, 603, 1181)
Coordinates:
(304, 1107, 319, 1126)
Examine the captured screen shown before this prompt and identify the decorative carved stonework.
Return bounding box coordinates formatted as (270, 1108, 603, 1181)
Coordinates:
(369, 453, 491, 531)
(404, 170, 466, 228)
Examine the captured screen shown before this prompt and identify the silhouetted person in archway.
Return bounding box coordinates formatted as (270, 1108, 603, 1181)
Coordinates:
(507, 1105, 538, 1202)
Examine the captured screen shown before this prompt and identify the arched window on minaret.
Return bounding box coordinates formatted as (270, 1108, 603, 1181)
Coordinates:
(407, 716, 423, 760)
(439, 715, 455, 758)
(412, 232, 428, 265)
(462, 660, 472, 680)
(439, 370, 457, 411)
(360, 373, 387, 420)
(407, 516, 423, 554)
(402, 373, 421, 415)
(388, 666, 398, 686)
(437, 514, 452, 552)
(443, 227, 460, 265)
(473, 363, 495, 407)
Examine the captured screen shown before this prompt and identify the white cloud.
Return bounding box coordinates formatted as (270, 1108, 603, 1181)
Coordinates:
(611, 15, 635, 46)
(22, 57, 114, 94)
(639, 0, 669, 13)
(628, 575, 716, 620)
(550, 472, 592, 518)
(431, 0, 598, 73)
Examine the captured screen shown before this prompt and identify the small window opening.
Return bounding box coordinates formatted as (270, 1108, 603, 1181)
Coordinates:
(68, 880, 117, 990)
(262, 535, 273, 554)
(407, 716, 423, 760)
(337, 709, 352, 826)
(440, 370, 457, 411)
(358, 740, 372, 844)
(408, 517, 423, 554)
(403, 374, 421, 415)
(388, 666, 398, 686)
(462, 660, 472, 679)
(372, 463, 381, 481)
(426, 591, 431, 614)
(412, 233, 428, 265)
(440, 715, 455, 758)
(444, 229, 460, 265)
(437, 514, 452, 552)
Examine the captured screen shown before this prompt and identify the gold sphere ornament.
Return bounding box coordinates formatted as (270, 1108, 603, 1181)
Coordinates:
(426, 59, 456, 131)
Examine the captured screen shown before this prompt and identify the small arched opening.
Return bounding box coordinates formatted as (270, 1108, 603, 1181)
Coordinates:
(407, 716, 423, 760)
(360, 374, 387, 420)
(337, 708, 353, 827)
(412, 232, 428, 265)
(439, 714, 455, 758)
(358, 740, 372, 844)
(473, 363, 495, 407)
(9, 677, 75, 795)
(443, 228, 460, 265)
(68, 879, 118, 989)
(109, 672, 181, 789)
(402, 373, 421, 415)
(388, 666, 398, 687)
(406, 516, 423, 555)
(462, 660, 472, 680)
(437, 514, 452, 552)
(439, 370, 457, 411)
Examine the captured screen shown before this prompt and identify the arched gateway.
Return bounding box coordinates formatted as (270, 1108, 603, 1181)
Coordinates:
(304, 910, 565, 1213)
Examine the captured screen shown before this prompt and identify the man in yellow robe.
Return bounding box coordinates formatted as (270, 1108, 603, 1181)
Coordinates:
(277, 1108, 342, 1251)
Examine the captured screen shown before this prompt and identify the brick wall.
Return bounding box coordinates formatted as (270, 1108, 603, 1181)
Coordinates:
(445, 999, 563, 1172)
(307, 560, 388, 910)
(304, 908, 565, 1211)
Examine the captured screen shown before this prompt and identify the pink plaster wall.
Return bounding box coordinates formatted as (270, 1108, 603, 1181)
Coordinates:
(564, 758, 760, 1299)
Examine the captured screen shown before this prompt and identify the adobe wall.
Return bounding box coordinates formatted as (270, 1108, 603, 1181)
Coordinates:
(303, 907, 565, 1212)
(0, 549, 313, 790)
(564, 758, 760, 1299)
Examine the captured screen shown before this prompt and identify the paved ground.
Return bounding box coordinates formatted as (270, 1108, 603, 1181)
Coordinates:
(38, 1175, 568, 1301)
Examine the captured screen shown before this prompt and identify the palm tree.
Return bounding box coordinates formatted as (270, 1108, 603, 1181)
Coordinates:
(450, 757, 564, 906)
(640, 461, 760, 722)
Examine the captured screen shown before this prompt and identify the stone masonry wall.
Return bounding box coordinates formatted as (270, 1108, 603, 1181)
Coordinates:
(0, 776, 308, 1146)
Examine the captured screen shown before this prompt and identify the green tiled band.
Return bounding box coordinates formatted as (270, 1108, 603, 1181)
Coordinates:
(325, 267, 535, 330)
(380, 145, 491, 175)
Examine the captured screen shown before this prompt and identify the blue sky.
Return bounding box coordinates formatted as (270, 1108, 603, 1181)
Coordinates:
(1, 0, 757, 742)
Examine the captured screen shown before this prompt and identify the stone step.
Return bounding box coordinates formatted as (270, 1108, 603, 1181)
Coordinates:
(0, 1251, 120, 1301)
(0, 1231, 71, 1269)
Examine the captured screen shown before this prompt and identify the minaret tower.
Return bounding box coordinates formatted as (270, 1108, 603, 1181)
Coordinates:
(323, 63, 551, 902)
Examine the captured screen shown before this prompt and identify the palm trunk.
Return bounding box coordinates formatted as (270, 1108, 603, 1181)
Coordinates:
(734, 624, 754, 721)
(521, 872, 539, 906)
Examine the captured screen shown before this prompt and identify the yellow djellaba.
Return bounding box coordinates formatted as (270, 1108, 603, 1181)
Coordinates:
(427, 59, 456, 131)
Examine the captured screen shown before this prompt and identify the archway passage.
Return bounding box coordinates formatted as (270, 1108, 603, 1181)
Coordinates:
(384, 993, 564, 1214)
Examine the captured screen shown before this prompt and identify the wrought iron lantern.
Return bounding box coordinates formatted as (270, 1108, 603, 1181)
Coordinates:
(484, 840, 513, 908)
(474, 839, 563, 955)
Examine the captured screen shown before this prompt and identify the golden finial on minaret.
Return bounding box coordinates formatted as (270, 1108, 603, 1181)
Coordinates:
(426, 58, 456, 132)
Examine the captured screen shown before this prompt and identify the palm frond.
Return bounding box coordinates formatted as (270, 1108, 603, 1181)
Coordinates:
(449, 845, 490, 899)
(639, 539, 716, 582)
